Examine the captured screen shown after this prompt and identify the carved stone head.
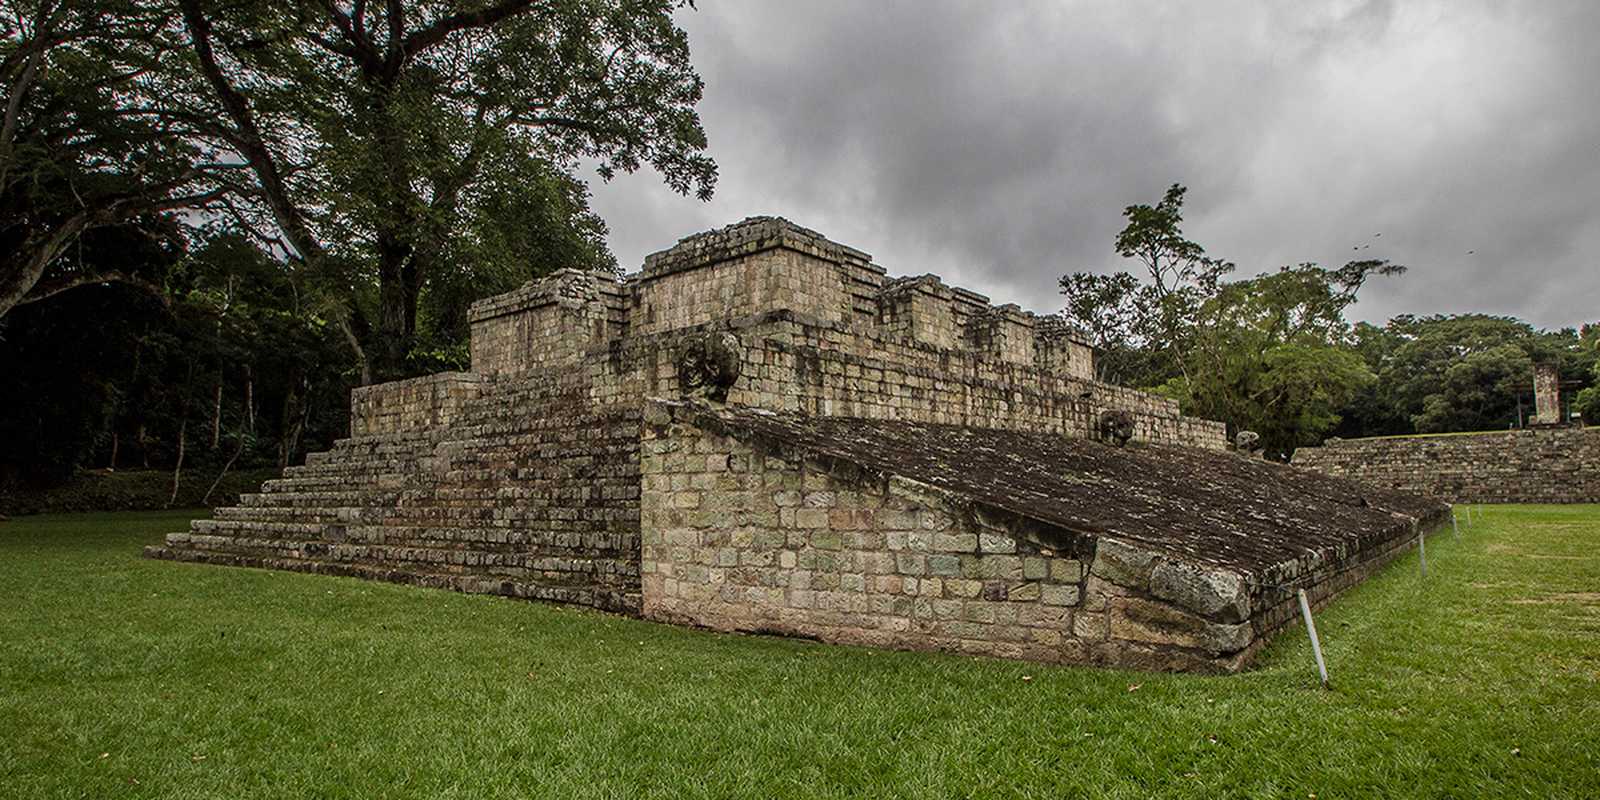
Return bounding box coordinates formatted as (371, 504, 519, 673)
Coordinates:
(1096, 409, 1135, 447)
(677, 331, 744, 403)
(1234, 430, 1261, 455)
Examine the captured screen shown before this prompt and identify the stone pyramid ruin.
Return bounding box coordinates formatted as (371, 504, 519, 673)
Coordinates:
(147, 217, 1449, 673)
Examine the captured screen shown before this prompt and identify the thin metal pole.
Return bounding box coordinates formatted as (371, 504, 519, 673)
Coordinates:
(1418, 527, 1428, 579)
(1453, 512, 1459, 544)
(1298, 589, 1328, 687)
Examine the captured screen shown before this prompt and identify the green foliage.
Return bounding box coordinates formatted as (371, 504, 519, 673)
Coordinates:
(162, 0, 714, 378)
(1366, 314, 1583, 433)
(3, 506, 1598, 797)
(0, 2, 225, 317)
(1576, 386, 1600, 427)
(1105, 184, 1234, 389)
(1181, 261, 1404, 455)
(5, 0, 715, 489)
(0, 227, 355, 491)
(0, 467, 281, 515)
(1064, 185, 1401, 454)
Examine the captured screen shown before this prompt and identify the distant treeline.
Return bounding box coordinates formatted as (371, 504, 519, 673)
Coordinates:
(1060, 185, 1600, 458)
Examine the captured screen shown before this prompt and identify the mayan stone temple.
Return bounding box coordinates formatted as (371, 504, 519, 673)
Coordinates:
(147, 217, 1449, 673)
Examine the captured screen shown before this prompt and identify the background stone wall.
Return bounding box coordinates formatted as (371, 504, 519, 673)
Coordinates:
(1293, 428, 1600, 503)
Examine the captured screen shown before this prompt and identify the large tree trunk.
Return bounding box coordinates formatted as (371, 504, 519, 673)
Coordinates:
(374, 233, 415, 376)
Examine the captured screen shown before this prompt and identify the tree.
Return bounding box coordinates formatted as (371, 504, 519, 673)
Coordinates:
(1177, 260, 1403, 456)
(163, 0, 715, 380)
(1366, 314, 1588, 433)
(1062, 184, 1403, 456)
(0, 1, 231, 318)
(0, 224, 354, 490)
(1110, 183, 1234, 394)
(1057, 270, 1143, 384)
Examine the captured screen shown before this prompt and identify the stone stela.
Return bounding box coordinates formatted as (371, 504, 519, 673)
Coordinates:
(147, 217, 1449, 674)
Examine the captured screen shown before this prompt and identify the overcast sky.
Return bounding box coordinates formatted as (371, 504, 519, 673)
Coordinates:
(584, 0, 1598, 331)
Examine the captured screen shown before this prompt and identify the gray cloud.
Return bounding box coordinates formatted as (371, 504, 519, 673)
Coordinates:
(586, 0, 1600, 330)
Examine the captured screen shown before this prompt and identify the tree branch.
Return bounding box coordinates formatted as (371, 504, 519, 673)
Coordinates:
(15, 267, 171, 308)
(401, 0, 539, 59)
(179, 0, 325, 265)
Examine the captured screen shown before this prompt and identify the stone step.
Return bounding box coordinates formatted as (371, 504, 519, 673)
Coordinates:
(277, 463, 640, 488)
(207, 503, 638, 528)
(159, 532, 640, 587)
(235, 483, 640, 510)
(156, 386, 649, 618)
(188, 519, 639, 553)
(283, 440, 641, 481)
(257, 467, 640, 497)
(142, 545, 641, 616)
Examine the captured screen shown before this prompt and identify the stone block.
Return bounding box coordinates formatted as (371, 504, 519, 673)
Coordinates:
(934, 533, 978, 552)
(1149, 561, 1250, 623)
(1041, 584, 1080, 606)
(1089, 539, 1155, 590)
(964, 602, 996, 623)
(1007, 582, 1040, 602)
(978, 532, 1016, 554)
(896, 553, 926, 575)
(795, 509, 829, 529)
(946, 579, 982, 599)
(1050, 559, 1083, 582)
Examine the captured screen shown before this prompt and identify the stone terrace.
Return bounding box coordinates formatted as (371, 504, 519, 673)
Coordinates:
(640, 401, 1448, 673)
(148, 217, 1449, 673)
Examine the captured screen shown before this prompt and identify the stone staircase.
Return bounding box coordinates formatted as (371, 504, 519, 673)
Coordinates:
(146, 377, 644, 614)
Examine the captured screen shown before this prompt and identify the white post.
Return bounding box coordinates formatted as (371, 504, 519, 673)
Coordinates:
(1298, 588, 1329, 687)
(1418, 528, 1428, 579)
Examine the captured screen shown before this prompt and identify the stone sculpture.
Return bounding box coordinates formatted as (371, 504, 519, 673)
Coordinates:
(677, 331, 743, 402)
(1097, 409, 1135, 447)
(1234, 430, 1262, 456)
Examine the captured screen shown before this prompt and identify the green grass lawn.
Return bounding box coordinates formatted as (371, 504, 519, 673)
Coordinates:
(2, 507, 1597, 799)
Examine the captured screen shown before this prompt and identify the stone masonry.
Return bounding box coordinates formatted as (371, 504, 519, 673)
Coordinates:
(1293, 427, 1600, 504)
(148, 217, 1449, 673)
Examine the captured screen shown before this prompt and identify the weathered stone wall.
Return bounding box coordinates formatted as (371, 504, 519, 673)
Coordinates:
(468, 270, 627, 377)
(639, 402, 1254, 672)
(631, 220, 877, 335)
(1293, 428, 1600, 504)
(350, 373, 488, 437)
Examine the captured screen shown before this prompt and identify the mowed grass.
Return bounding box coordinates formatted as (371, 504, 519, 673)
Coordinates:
(2, 507, 1597, 799)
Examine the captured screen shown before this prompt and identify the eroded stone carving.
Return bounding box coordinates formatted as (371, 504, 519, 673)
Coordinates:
(678, 331, 743, 402)
(1234, 430, 1262, 457)
(1097, 409, 1135, 447)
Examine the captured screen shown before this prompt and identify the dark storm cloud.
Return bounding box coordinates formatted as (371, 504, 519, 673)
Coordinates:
(586, 1, 1600, 330)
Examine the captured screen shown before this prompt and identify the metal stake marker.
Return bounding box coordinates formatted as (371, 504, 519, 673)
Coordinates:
(1298, 589, 1328, 687)
(1418, 528, 1428, 578)
(1453, 512, 1460, 544)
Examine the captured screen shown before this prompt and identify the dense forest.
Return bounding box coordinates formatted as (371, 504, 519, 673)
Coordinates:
(1, 0, 713, 495)
(2, 3, 1596, 499)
